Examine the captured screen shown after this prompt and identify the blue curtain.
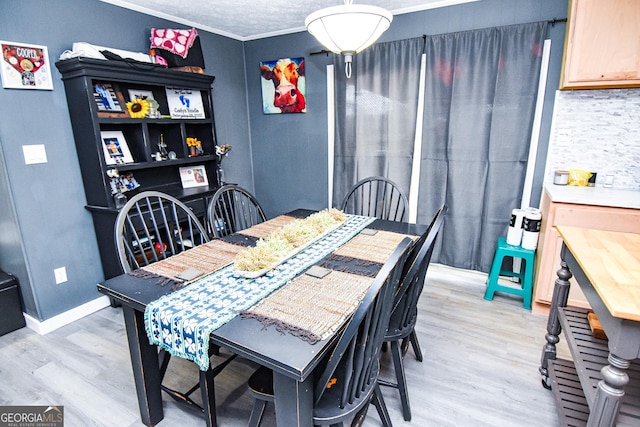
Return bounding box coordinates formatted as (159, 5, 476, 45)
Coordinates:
(333, 22, 548, 272)
(332, 37, 425, 208)
(419, 22, 547, 271)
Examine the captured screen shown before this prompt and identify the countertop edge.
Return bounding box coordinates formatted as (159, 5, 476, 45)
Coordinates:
(544, 183, 640, 210)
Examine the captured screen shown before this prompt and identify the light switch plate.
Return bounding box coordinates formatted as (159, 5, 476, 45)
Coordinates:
(23, 144, 48, 164)
(54, 267, 67, 284)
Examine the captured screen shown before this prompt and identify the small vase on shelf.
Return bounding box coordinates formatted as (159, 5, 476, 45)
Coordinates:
(215, 144, 232, 186)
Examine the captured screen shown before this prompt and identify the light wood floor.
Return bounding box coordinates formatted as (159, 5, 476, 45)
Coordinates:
(0, 264, 567, 426)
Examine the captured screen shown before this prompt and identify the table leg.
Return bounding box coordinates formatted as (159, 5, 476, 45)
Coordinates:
(123, 306, 164, 426)
(273, 372, 313, 427)
(540, 258, 572, 389)
(587, 353, 630, 427)
(200, 368, 217, 427)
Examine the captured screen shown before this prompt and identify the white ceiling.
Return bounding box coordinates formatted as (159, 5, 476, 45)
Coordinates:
(101, 0, 479, 41)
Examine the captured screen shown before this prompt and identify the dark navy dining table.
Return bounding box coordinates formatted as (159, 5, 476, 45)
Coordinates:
(97, 208, 427, 427)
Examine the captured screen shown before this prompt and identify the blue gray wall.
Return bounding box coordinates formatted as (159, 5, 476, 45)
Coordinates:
(0, 0, 568, 322)
(0, 0, 251, 321)
(246, 0, 569, 218)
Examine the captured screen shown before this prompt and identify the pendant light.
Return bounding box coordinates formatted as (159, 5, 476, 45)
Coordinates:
(305, 0, 393, 78)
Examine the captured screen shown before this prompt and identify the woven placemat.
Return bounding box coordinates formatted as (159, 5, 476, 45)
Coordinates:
(332, 230, 416, 264)
(135, 239, 246, 286)
(242, 270, 373, 344)
(318, 254, 383, 278)
(238, 215, 297, 239)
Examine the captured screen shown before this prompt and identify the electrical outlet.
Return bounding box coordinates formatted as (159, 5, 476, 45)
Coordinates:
(54, 267, 67, 284)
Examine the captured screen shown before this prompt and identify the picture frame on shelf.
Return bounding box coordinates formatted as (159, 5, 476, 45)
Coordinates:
(165, 87, 205, 119)
(101, 130, 134, 165)
(179, 165, 209, 188)
(94, 82, 129, 117)
(128, 89, 161, 118)
(127, 89, 154, 102)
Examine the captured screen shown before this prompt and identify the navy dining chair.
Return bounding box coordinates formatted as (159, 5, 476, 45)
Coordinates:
(114, 190, 236, 426)
(206, 184, 266, 238)
(245, 237, 414, 427)
(114, 191, 210, 273)
(341, 176, 409, 222)
(379, 204, 447, 421)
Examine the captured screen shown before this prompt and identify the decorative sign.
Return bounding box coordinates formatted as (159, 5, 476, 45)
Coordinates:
(165, 87, 205, 119)
(1, 41, 53, 90)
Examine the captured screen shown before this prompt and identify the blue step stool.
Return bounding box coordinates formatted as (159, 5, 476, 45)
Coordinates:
(483, 237, 535, 310)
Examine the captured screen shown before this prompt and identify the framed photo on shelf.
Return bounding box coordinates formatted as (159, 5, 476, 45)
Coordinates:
(101, 130, 134, 165)
(127, 89, 154, 102)
(94, 82, 129, 117)
(165, 87, 205, 119)
(179, 165, 209, 188)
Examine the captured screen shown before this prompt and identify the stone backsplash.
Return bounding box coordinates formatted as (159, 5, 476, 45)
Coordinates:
(544, 88, 640, 190)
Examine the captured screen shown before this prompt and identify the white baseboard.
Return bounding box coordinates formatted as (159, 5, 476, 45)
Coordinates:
(24, 295, 111, 335)
(429, 263, 488, 281)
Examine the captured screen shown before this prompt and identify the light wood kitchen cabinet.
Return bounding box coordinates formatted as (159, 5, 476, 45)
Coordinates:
(532, 190, 640, 315)
(560, 0, 640, 89)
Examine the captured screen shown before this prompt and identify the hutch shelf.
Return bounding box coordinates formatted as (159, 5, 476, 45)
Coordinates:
(56, 57, 221, 279)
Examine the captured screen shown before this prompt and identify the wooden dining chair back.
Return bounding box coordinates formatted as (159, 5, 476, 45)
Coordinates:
(114, 191, 210, 273)
(379, 204, 447, 421)
(114, 191, 235, 426)
(341, 176, 409, 222)
(246, 237, 414, 427)
(206, 184, 267, 238)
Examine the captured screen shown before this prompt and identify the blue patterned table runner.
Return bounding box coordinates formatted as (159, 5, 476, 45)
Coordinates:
(144, 214, 375, 371)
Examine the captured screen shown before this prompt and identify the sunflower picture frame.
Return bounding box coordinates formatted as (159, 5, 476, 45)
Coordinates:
(127, 89, 160, 118)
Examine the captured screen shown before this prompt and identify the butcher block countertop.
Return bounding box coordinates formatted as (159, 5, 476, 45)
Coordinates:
(557, 225, 640, 322)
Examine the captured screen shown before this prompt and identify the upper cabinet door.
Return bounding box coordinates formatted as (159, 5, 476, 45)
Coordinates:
(561, 0, 640, 89)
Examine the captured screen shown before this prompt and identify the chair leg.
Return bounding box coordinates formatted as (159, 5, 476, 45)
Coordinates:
(408, 330, 423, 362)
(247, 399, 268, 427)
(391, 340, 411, 421)
(371, 384, 392, 427)
(350, 400, 371, 427)
(160, 352, 237, 414)
(200, 368, 217, 427)
(210, 353, 237, 377)
(484, 251, 504, 301)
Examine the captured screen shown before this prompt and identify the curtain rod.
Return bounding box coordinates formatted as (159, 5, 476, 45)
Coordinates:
(310, 18, 566, 55)
(310, 49, 332, 56)
(548, 17, 567, 26)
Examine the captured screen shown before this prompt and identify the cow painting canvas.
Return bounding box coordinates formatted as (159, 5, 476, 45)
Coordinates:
(260, 57, 306, 114)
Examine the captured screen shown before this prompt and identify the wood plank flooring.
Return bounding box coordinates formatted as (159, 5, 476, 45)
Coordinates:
(0, 264, 566, 426)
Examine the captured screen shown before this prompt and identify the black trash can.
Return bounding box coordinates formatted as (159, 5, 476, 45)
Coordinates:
(0, 270, 26, 336)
